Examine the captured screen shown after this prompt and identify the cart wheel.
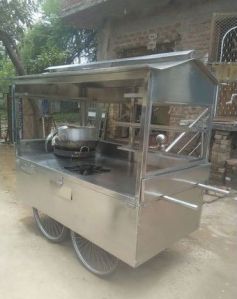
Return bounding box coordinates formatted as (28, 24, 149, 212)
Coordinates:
(70, 231, 119, 276)
(33, 208, 69, 243)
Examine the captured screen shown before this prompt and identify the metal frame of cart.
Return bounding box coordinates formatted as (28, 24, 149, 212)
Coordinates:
(13, 51, 221, 274)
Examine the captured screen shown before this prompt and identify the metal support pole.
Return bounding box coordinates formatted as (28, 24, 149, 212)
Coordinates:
(165, 108, 209, 153)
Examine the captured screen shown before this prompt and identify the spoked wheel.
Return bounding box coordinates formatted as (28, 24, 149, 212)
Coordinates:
(33, 208, 69, 243)
(70, 231, 119, 276)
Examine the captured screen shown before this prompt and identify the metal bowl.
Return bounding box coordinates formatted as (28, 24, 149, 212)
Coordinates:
(52, 125, 98, 150)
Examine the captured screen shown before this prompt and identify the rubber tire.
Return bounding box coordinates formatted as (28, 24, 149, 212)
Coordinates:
(70, 230, 119, 276)
(33, 208, 69, 243)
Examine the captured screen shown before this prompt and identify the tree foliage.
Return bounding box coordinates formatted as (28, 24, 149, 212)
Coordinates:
(23, 46, 68, 74)
(21, 0, 97, 74)
(0, 0, 36, 39)
(0, 57, 15, 93)
(0, 44, 15, 96)
(0, 0, 97, 75)
(0, 0, 38, 75)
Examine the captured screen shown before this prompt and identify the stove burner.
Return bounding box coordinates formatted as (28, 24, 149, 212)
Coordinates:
(64, 164, 111, 176)
(54, 147, 95, 159)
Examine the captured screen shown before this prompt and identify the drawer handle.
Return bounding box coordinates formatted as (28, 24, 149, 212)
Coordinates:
(50, 177, 64, 187)
(20, 164, 36, 175)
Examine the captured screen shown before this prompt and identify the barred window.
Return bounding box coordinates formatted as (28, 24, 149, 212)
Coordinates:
(209, 13, 237, 62)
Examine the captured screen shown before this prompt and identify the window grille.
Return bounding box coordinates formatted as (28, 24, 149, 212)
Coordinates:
(209, 13, 237, 62)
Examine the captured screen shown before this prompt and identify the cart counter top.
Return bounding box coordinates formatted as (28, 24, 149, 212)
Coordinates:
(17, 151, 137, 200)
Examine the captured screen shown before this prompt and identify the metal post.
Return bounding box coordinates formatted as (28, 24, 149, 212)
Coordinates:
(136, 73, 153, 204)
(42, 117, 46, 139)
(11, 84, 16, 143)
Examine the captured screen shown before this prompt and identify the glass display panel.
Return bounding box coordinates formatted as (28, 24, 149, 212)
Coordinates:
(145, 103, 211, 175)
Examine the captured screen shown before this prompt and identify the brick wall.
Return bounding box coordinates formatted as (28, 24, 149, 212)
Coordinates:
(210, 131, 232, 183)
(97, 0, 237, 60)
(61, 0, 237, 62)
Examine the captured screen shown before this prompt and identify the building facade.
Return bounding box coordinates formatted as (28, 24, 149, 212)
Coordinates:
(61, 0, 237, 185)
(62, 0, 237, 60)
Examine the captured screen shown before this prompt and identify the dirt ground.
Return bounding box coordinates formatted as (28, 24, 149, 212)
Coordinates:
(0, 143, 237, 299)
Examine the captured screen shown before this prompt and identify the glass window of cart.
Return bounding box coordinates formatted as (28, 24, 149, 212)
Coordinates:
(144, 102, 212, 175)
(15, 97, 108, 141)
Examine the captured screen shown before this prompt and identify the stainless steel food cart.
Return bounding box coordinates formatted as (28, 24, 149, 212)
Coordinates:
(13, 51, 222, 275)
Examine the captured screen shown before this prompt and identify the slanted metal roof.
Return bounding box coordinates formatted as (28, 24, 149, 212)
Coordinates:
(13, 51, 217, 86)
(13, 51, 218, 107)
(46, 51, 194, 73)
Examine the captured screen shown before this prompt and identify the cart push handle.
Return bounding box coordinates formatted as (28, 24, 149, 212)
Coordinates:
(145, 191, 199, 210)
(145, 184, 233, 210)
(162, 195, 199, 210)
(197, 183, 230, 195)
(173, 178, 231, 195)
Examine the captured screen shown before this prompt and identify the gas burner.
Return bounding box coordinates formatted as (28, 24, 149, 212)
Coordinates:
(54, 147, 95, 159)
(64, 164, 111, 176)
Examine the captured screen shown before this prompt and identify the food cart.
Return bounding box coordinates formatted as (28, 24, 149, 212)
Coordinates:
(13, 51, 223, 275)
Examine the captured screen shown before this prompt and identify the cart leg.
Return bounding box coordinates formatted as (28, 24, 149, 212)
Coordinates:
(33, 208, 69, 243)
(70, 230, 119, 276)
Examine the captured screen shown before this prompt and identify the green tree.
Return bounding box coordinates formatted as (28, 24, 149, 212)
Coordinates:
(21, 0, 96, 74)
(0, 52, 15, 130)
(0, 44, 15, 101)
(0, 0, 38, 75)
(0, 0, 96, 75)
(0, 57, 15, 93)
